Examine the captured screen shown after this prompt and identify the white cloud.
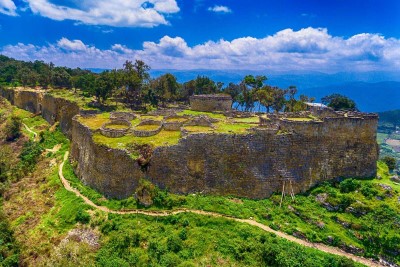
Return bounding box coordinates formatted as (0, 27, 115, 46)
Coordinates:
(1, 28, 399, 72)
(208, 5, 232, 13)
(57, 38, 88, 51)
(0, 0, 17, 16)
(25, 0, 180, 27)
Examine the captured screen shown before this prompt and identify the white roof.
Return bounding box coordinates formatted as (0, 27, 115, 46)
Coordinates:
(304, 102, 328, 108)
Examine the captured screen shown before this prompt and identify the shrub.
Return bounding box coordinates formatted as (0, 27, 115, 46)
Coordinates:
(0, 146, 12, 183)
(179, 229, 187, 241)
(5, 116, 21, 141)
(360, 184, 378, 198)
(17, 140, 43, 175)
(167, 235, 183, 253)
(339, 179, 360, 193)
(75, 209, 90, 224)
(381, 156, 397, 171)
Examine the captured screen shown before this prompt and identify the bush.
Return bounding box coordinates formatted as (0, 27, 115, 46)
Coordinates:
(381, 156, 397, 171)
(17, 140, 43, 175)
(75, 209, 90, 224)
(167, 235, 183, 253)
(360, 184, 378, 199)
(0, 146, 12, 183)
(5, 116, 21, 141)
(339, 179, 360, 193)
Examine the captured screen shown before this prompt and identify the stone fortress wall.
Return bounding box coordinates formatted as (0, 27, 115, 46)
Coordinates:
(190, 94, 232, 112)
(0, 87, 379, 199)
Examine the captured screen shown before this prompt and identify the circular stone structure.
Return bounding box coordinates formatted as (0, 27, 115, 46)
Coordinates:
(100, 119, 132, 138)
(110, 111, 137, 121)
(189, 94, 232, 112)
(163, 115, 189, 131)
(133, 119, 163, 137)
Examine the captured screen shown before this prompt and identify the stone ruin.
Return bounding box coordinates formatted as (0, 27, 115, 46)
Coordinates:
(100, 119, 132, 138)
(190, 94, 232, 112)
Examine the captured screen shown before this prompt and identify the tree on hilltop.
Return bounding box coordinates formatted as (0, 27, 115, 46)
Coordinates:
(322, 94, 357, 111)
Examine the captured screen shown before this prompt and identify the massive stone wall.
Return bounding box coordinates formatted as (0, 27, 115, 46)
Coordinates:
(70, 119, 143, 198)
(0, 87, 379, 199)
(190, 94, 232, 112)
(0, 88, 80, 138)
(71, 114, 378, 199)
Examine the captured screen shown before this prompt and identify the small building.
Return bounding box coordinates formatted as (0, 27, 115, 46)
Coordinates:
(190, 94, 232, 112)
(305, 102, 329, 112)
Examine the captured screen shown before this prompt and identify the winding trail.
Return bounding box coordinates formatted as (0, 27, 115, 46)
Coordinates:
(59, 151, 382, 267)
(22, 123, 38, 141)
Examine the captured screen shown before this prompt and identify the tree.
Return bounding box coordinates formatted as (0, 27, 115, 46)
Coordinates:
(122, 60, 151, 109)
(151, 73, 180, 106)
(5, 116, 22, 141)
(382, 156, 397, 172)
(194, 76, 218, 95)
(255, 86, 274, 112)
(322, 94, 357, 111)
(271, 87, 287, 112)
(53, 67, 72, 88)
(224, 83, 241, 108)
(92, 71, 115, 103)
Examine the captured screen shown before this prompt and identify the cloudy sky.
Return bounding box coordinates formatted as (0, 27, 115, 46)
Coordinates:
(0, 0, 399, 72)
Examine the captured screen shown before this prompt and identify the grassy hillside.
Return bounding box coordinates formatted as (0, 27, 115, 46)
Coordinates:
(0, 101, 369, 266)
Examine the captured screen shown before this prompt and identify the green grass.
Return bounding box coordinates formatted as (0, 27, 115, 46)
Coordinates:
(177, 110, 227, 120)
(93, 130, 182, 149)
(135, 124, 161, 131)
(284, 117, 313, 121)
(232, 117, 259, 123)
(61, 157, 400, 265)
(140, 115, 164, 121)
(214, 122, 253, 134)
(165, 117, 188, 123)
(93, 212, 364, 267)
(0, 111, 374, 266)
(47, 89, 93, 109)
(106, 124, 130, 130)
(78, 113, 110, 130)
(183, 125, 213, 132)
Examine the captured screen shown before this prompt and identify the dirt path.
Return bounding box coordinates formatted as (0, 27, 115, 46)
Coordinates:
(59, 151, 382, 267)
(22, 123, 38, 141)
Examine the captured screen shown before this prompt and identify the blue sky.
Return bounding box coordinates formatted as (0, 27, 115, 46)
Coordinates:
(0, 0, 399, 72)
